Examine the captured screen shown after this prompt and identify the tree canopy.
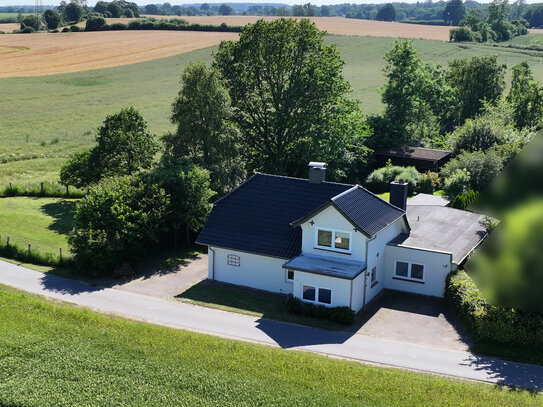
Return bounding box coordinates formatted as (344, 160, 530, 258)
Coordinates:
(376, 3, 396, 21)
(443, 0, 466, 25)
(214, 18, 371, 180)
(165, 62, 245, 196)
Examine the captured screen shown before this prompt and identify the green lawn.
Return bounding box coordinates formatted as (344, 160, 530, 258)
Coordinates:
(2, 35, 543, 185)
(178, 281, 346, 330)
(0, 284, 540, 406)
(503, 33, 543, 49)
(0, 196, 76, 255)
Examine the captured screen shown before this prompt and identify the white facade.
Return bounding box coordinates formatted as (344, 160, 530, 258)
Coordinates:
(207, 205, 452, 312)
(384, 245, 452, 297)
(208, 247, 293, 295)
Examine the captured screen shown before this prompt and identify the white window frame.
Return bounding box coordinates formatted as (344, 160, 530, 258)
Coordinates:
(370, 266, 377, 283)
(314, 228, 352, 253)
(301, 284, 333, 306)
(286, 269, 294, 282)
(394, 260, 425, 282)
(227, 254, 240, 267)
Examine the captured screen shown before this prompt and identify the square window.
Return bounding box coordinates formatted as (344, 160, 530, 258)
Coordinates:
(317, 230, 332, 247)
(395, 261, 409, 277)
(334, 232, 350, 250)
(302, 285, 316, 301)
(318, 288, 332, 304)
(411, 263, 424, 280)
(287, 270, 294, 282)
(371, 266, 377, 283)
(227, 254, 240, 267)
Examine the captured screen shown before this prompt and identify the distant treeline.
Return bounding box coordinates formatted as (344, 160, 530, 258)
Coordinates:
(84, 16, 242, 32)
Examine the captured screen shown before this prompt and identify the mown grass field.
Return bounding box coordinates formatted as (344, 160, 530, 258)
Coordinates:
(1, 35, 543, 185)
(0, 197, 75, 255)
(0, 283, 540, 407)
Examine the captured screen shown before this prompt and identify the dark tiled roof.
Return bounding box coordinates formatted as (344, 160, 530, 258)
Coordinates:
(197, 173, 352, 258)
(376, 146, 451, 161)
(332, 186, 407, 236)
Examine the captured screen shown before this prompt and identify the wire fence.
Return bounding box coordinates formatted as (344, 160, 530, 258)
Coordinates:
(0, 234, 72, 267)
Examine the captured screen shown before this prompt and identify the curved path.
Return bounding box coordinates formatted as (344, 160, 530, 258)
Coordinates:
(0, 259, 542, 392)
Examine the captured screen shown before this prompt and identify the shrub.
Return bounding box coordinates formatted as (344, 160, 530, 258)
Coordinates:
(416, 171, 440, 194)
(366, 164, 419, 194)
(68, 175, 169, 276)
(450, 189, 479, 209)
(444, 168, 471, 198)
(445, 270, 543, 348)
(19, 26, 35, 33)
(69, 25, 81, 32)
(85, 16, 106, 31)
(441, 150, 503, 192)
(450, 26, 475, 42)
(286, 295, 355, 325)
(105, 22, 127, 30)
(448, 115, 509, 154)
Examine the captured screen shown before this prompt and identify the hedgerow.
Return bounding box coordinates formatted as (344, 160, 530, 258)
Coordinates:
(286, 295, 355, 325)
(445, 270, 543, 348)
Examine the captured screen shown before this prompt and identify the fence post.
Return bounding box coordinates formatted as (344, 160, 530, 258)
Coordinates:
(9, 183, 11, 191)
(6, 236, 9, 245)
(28, 243, 31, 253)
(59, 247, 62, 260)
(40, 182, 44, 195)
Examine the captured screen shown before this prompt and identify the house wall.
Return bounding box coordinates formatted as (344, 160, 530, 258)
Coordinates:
(351, 271, 366, 312)
(384, 245, 452, 297)
(299, 205, 368, 263)
(292, 270, 352, 309)
(209, 247, 293, 295)
(365, 217, 407, 303)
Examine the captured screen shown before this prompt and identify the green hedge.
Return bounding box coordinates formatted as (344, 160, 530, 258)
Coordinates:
(0, 182, 85, 198)
(445, 270, 543, 348)
(286, 295, 355, 325)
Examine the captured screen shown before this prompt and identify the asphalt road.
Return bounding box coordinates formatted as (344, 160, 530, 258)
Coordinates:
(1, 259, 542, 392)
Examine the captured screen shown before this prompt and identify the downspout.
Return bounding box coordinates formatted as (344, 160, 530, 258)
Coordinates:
(208, 247, 216, 280)
(362, 234, 377, 310)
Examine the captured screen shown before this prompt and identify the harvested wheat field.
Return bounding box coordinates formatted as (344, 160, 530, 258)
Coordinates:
(173, 16, 454, 40)
(0, 23, 20, 33)
(0, 30, 238, 77)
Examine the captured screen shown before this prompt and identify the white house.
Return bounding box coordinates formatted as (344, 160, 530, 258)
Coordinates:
(197, 162, 487, 312)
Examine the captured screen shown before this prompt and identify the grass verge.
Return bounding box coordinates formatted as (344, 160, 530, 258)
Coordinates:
(0, 283, 541, 406)
(177, 281, 346, 330)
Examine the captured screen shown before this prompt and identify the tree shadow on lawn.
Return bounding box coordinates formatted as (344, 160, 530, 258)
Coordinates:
(177, 279, 357, 347)
(40, 200, 77, 235)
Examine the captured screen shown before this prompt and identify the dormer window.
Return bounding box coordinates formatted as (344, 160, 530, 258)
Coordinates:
(315, 229, 351, 252)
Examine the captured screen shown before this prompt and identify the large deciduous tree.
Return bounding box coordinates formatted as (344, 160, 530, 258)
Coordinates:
(95, 106, 159, 177)
(447, 55, 506, 122)
(213, 18, 370, 180)
(64, 2, 84, 23)
(164, 62, 245, 196)
(376, 3, 396, 21)
(506, 61, 543, 129)
(43, 9, 61, 29)
(443, 0, 466, 25)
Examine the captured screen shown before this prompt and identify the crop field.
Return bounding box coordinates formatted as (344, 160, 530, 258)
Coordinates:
(0, 284, 540, 407)
(0, 22, 19, 33)
(1, 34, 543, 185)
(0, 30, 238, 77)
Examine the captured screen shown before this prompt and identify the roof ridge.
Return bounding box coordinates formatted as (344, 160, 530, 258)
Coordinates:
(331, 185, 358, 201)
(256, 172, 354, 188)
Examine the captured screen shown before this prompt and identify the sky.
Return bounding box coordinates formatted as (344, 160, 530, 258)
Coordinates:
(2, 0, 540, 6)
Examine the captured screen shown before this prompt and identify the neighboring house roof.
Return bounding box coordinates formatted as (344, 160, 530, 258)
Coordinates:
(407, 193, 451, 207)
(197, 173, 353, 259)
(283, 254, 366, 280)
(292, 185, 408, 237)
(376, 146, 451, 162)
(390, 205, 486, 264)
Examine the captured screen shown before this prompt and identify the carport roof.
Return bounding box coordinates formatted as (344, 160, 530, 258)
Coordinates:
(390, 205, 487, 264)
(283, 254, 366, 280)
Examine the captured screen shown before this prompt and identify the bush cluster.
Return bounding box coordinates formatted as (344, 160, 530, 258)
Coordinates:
(286, 295, 355, 325)
(445, 270, 543, 348)
(366, 164, 441, 195)
(449, 189, 479, 210)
